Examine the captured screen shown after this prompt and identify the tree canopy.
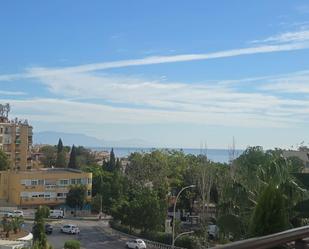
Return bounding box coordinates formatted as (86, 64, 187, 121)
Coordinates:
(0, 149, 10, 170)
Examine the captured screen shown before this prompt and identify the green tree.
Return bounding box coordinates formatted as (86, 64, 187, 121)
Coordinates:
(11, 217, 23, 234)
(1, 217, 12, 238)
(68, 145, 77, 169)
(32, 206, 50, 249)
(249, 185, 289, 236)
(66, 185, 87, 211)
(39, 145, 57, 168)
(115, 158, 122, 171)
(56, 138, 66, 167)
(0, 149, 10, 170)
(106, 148, 116, 172)
(75, 146, 96, 168)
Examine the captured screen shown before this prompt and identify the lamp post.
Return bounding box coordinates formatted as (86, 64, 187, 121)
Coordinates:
(174, 231, 194, 245)
(99, 173, 103, 219)
(172, 185, 195, 249)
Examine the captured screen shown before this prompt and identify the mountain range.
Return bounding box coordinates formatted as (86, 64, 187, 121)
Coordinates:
(34, 131, 151, 148)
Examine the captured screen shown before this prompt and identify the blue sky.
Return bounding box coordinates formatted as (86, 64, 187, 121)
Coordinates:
(1, 1, 309, 149)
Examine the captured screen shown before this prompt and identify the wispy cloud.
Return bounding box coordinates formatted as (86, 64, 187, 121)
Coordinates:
(12, 67, 309, 128)
(1, 29, 309, 81)
(252, 29, 309, 44)
(0, 90, 26, 96)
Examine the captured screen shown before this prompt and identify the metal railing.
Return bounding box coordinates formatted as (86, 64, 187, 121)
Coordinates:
(144, 239, 185, 249)
(211, 225, 309, 249)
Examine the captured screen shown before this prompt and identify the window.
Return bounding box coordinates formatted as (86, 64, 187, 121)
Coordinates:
(87, 190, 91, 196)
(58, 179, 69, 186)
(21, 179, 32, 186)
(31, 180, 38, 186)
(38, 179, 44, 185)
(71, 179, 76, 185)
(88, 178, 92, 184)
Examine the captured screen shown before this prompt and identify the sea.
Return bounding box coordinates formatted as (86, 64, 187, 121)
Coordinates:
(92, 147, 243, 163)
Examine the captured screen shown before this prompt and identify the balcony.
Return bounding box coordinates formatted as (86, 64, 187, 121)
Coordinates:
(15, 139, 21, 144)
(210, 225, 309, 249)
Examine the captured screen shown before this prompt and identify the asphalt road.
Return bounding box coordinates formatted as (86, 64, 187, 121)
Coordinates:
(25, 219, 131, 249)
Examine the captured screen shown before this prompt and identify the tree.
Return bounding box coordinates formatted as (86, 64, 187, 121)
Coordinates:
(39, 145, 57, 168)
(1, 217, 12, 238)
(116, 158, 122, 171)
(68, 145, 77, 169)
(106, 148, 116, 172)
(56, 138, 66, 167)
(11, 217, 23, 234)
(66, 185, 87, 211)
(33, 206, 50, 249)
(0, 149, 10, 170)
(249, 185, 289, 236)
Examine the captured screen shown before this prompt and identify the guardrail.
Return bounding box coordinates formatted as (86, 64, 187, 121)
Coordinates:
(144, 239, 185, 249)
(211, 225, 309, 249)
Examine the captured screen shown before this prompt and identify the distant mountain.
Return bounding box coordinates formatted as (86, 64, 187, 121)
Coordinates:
(34, 131, 151, 148)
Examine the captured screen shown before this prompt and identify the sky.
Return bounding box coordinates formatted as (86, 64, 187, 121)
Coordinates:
(1, 0, 309, 149)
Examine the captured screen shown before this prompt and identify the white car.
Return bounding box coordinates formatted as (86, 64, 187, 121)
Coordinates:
(126, 239, 147, 249)
(5, 210, 24, 218)
(61, 224, 80, 234)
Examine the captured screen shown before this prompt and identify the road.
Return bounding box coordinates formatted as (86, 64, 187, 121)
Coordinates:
(25, 219, 131, 249)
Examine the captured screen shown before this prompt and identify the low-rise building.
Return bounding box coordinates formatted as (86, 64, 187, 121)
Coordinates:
(282, 148, 309, 171)
(0, 168, 92, 207)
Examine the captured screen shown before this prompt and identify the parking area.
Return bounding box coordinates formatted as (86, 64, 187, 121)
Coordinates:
(24, 219, 128, 249)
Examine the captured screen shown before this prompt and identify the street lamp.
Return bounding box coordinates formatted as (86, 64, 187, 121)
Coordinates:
(174, 231, 194, 245)
(172, 185, 195, 249)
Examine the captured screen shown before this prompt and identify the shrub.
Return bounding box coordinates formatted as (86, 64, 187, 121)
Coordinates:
(64, 240, 80, 249)
(175, 236, 198, 249)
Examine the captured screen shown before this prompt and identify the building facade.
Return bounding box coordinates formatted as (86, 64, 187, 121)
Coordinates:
(0, 168, 92, 207)
(0, 104, 33, 171)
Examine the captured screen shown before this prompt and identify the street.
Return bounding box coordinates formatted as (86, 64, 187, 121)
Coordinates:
(25, 219, 131, 249)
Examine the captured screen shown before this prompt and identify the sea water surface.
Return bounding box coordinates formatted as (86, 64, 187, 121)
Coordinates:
(93, 147, 243, 163)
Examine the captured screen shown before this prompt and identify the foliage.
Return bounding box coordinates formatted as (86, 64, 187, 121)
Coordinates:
(56, 138, 67, 167)
(35, 206, 50, 220)
(0, 148, 10, 170)
(11, 216, 23, 233)
(64, 240, 81, 249)
(249, 185, 289, 237)
(91, 194, 102, 213)
(1, 217, 12, 237)
(112, 186, 166, 232)
(33, 206, 50, 249)
(105, 148, 116, 172)
(75, 146, 96, 168)
(68, 145, 77, 169)
(175, 235, 198, 249)
(39, 145, 57, 168)
(217, 214, 242, 240)
(66, 185, 87, 210)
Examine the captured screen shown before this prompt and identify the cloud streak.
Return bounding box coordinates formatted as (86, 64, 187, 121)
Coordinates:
(1, 28, 309, 81)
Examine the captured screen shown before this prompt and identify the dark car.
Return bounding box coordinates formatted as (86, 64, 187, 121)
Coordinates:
(45, 224, 53, 234)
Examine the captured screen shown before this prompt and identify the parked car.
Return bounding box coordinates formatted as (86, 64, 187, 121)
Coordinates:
(45, 224, 53, 234)
(61, 224, 80, 234)
(4, 210, 24, 218)
(49, 209, 64, 219)
(126, 239, 147, 249)
(207, 224, 219, 240)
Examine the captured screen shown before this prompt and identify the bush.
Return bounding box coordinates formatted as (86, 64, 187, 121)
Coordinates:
(175, 236, 198, 249)
(64, 240, 80, 249)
